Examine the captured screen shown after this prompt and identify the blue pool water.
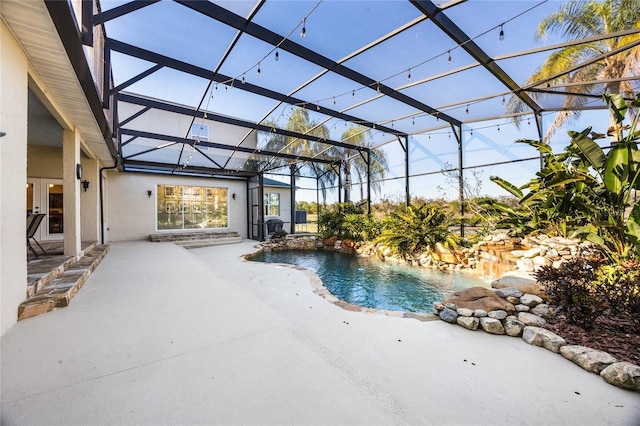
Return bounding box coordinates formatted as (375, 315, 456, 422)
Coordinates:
(249, 250, 489, 313)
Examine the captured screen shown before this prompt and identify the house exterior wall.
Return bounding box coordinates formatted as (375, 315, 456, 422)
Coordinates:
(264, 186, 292, 234)
(104, 172, 248, 241)
(1, 22, 29, 334)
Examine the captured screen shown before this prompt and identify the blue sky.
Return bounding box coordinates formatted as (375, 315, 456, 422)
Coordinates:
(100, 0, 623, 202)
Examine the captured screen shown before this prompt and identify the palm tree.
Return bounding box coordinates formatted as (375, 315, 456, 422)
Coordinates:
(254, 107, 336, 201)
(507, 0, 640, 140)
(337, 125, 389, 202)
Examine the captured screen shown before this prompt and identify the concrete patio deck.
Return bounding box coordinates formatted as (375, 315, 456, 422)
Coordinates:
(2, 240, 639, 425)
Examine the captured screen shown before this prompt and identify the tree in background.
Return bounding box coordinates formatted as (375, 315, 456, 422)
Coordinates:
(507, 0, 640, 140)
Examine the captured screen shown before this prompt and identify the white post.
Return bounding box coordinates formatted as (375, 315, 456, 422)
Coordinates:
(63, 127, 82, 257)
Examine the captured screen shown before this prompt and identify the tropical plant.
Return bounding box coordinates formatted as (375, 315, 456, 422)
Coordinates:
(317, 202, 366, 240)
(374, 203, 459, 260)
(506, 0, 640, 140)
(491, 93, 640, 261)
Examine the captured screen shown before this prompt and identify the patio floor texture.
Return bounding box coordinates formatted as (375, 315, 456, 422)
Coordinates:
(2, 240, 639, 425)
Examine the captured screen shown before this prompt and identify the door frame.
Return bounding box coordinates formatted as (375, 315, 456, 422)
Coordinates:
(27, 178, 64, 241)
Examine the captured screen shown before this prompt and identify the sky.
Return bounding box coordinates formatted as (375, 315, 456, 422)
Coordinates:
(98, 0, 629, 203)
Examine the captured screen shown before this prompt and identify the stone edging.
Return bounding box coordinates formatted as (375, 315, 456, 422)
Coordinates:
(434, 289, 640, 392)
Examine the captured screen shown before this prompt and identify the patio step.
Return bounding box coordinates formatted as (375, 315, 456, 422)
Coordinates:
(26, 242, 97, 298)
(149, 231, 241, 248)
(18, 245, 109, 321)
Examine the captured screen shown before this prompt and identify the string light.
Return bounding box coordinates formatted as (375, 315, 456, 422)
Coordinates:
(528, 118, 531, 125)
(466, 105, 469, 114)
(470, 129, 473, 136)
(497, 124, 501, 132)
(407, 69, 411, 81)
(377, 82, 381, 93)
(257, 62, 261, 76)
(300, 18, 306, 38)
(501, 95, 505, 105)
(412, 117, 415, 125)
(499, 24, 505, 41)
(352, 90, 355, 97)
(333, 97, 336, 105)
(241, 74, 246, 84)
(275, 49, 279, 61)
(316, 103, 320, 111)
(448, 132, 451, 139)
(447, 50, 452, 64)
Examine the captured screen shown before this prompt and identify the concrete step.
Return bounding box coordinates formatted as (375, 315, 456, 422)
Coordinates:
(149, 231, 240, 243)
(176, 236, 242, 249)
(18, 245, 109, 321)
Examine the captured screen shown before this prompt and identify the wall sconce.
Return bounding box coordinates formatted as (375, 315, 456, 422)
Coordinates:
(81, 180, 90, 192)
(147, 190, 153, 198)
(232, 193, 236, 200)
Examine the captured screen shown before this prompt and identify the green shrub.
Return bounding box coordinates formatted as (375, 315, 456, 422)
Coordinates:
(317, 202, 380, 242)
(593, 261, 640, 329)
(375, 203, 458, 260)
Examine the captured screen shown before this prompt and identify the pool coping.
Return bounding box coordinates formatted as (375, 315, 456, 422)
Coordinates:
(243, 248, 439, 322)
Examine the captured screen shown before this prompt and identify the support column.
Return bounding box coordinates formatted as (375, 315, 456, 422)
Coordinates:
(290, 164, 296, 235)
(81, 157, 100, 243)
(454, 124, 465, 238)
(0, 22, 28, 335)
(63, 128, 82, 257)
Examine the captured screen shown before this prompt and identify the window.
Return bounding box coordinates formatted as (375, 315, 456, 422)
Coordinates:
(264, 193, 280, 216)
(190, 123, 209, 142)
(157, 185, 227, 230)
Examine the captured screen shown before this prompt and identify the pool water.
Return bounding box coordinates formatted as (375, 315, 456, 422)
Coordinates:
(249, 250, 489, 313)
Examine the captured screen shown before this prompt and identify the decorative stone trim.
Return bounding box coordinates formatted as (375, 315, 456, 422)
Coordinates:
(434, 287, 640, 392)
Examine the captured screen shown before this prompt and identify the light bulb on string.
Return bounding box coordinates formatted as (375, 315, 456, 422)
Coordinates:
(391, 120, 394, 128)
(333, 97, 336, 105)
(352, 90, 355, 98)
(501, 95, 505, 105)
(466, 105, 469, 114)
(448, 132, 451, 139)
(257, 63, 261, 76)
(470, 129, 473, 136)
(412, 117, 415, 126)
(275, 49, 279, 61)
(242, 74, 246, 84)
(499, 24, 505, 41)
(497, 124, 501, 132)
(407, 69, 411, 81)
(300, 18, 306, 38)
(377, 82, 381, 93)
(428, 133, 431, 139)
(528, 118, 531, 126)
(447, 50, 452, 64)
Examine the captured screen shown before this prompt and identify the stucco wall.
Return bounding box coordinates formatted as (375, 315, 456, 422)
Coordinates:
(1, 23, 28, 335)
(27, 145, 63, 178)
(104, 171, 249, 241)
(264, 187, 293, 233)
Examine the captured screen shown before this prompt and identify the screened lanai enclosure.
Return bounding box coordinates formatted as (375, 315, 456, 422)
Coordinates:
(86, 0, 639, 231)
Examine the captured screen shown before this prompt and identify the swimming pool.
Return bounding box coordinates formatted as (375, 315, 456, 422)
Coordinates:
(249, 250, 489, 313)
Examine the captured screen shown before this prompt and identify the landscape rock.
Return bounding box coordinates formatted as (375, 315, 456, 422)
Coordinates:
(530, 304, 551, 317)
(433, 302, 444, 312)
(473, 309, 487, 317)
(515, 304, 530, 312)
(456, 308, 473, 317)
(491, 273, 546, 297)
(560, 345, 618, 374)
(503, 316, 525, 337)
(439, 308, 458, 324)
(443, 287, 515, 314)
(456, 316, 479, 331)
(445, 303, 457, 310)
(520, 294, 543, 307)
(493, 287, 523, 298)
(479, 317, 505, 335)
(488, 310, 507, 320)
(506, 296, 521, 304)
(600, 362, 640, 391)
(518, 312, 546, 326)
(522, 326, 566, 353)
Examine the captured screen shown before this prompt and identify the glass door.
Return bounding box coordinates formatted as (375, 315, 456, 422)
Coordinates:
(27, 178, 64, 241)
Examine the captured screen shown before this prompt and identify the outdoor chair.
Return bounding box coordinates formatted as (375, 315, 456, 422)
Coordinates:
(27, 213, 47, 258)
